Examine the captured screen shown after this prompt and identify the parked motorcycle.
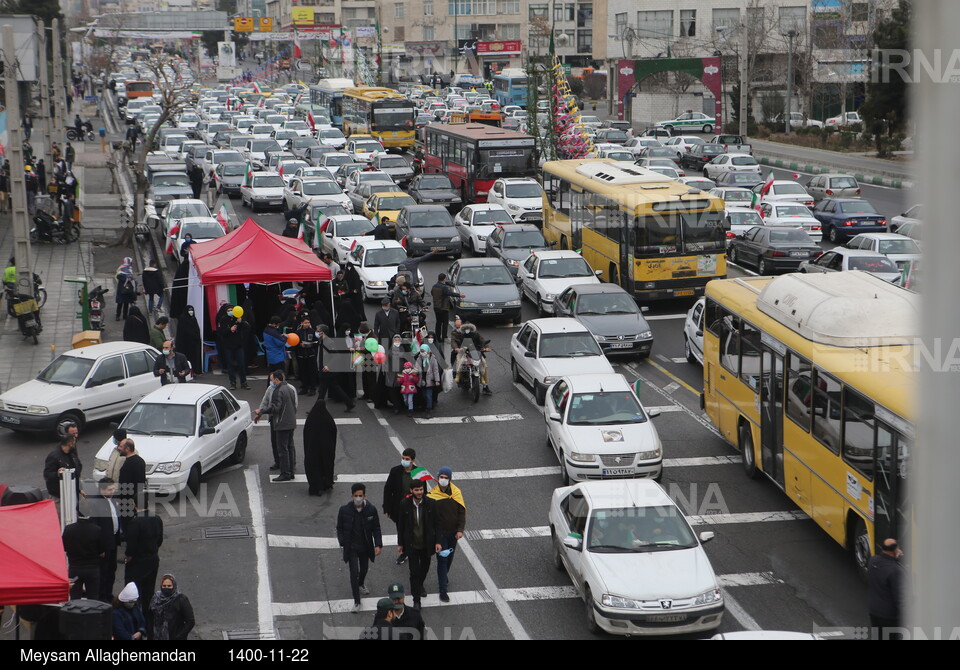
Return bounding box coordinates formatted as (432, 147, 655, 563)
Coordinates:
(9, 292, 42, 344)
(86, 285, 108, 331)
(66, 121, 96, 142)
(31, 210, 80, 244)
(5, 274, 46, 317)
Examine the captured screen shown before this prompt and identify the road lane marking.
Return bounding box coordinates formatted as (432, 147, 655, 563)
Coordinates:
(718, 572, 783, 587)
(644, 313, 687, 321)
(414, 413, 524, 424)
(245, 467, 277, 639)
(664, 455, 742, 467)
(632, 359, 701, 398)
(663, 381, 681, 394)
(512, 381, 538, 407)
(656, 354, 672, 364)
(689, 510, 808, 525)
(671, 357, 688, 364)
(622, 363, 720, 438)
(647, 405, 685, 413)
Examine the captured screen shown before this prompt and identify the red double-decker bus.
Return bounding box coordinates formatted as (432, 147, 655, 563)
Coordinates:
(421, 123, 536, 202)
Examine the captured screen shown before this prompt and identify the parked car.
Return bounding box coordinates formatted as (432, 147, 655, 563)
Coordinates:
(552, 283, 653, 358)
(447, 257, 522, 323)
(811, 198, 887, 243)
(825, 111, 862, 127)
(727, 226, 822, 275)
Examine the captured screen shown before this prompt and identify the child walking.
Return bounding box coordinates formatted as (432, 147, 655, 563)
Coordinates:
(397, 361, 420, 417)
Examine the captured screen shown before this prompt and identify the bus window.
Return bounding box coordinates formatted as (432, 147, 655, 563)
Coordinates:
(718, 314, 740, 376)
(842, 387, 875, 478)
(739, 322, 761, 391)
(681, 211, 726, 253)
(635, 213, 679, 254)
(811, 371, 842, 454)
(705, 298, 723, 336)
(786, 353, 813, 432)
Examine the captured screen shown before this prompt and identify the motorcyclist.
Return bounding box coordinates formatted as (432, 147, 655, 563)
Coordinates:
(452, 322, 492, 395)
(74, 114, 84, 138)
(391, 277, 427, 334)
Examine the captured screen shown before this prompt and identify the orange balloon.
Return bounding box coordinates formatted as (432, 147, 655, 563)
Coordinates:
(286, 333, 300, 346)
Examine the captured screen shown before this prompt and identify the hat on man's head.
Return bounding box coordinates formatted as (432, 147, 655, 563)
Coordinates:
(387, 582, 405, 598)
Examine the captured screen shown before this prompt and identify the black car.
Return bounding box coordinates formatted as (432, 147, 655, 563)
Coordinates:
(447, 258, 522, 323)
(714, 171, 767, 190)
(679, 144, 728, 172)
(593, 129, 630, 145)
(602, 120, 633, 133)
(727, 226, 822, 275)
(395, 205, 462, 258)
(407, 174, 463, 209)
(553, 283, 653, 358)
(485, 223, 553, 276)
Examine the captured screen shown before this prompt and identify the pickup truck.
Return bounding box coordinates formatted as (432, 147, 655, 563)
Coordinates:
(825, 111, 862, 128)
(147, 171, 193, 212)
(710, 135, 752, 155)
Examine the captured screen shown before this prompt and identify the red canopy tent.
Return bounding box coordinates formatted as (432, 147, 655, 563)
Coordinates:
(0, 500, 69, 605)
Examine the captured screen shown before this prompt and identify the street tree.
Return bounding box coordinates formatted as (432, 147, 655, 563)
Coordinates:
(860, 0, 910, 155)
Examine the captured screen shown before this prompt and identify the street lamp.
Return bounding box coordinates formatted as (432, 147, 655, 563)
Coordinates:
(783, 28, 798, 134)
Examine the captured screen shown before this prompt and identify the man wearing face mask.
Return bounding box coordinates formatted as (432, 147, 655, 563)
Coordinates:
(453, 322, 493, 395)
(254, 371, 299, 482)
(153, 340, 190, 385)
(392, 278, 427, 335)
(427, 467, 466, 603)
(382, 448, 417, 565)
(431, 273, 464, 344)
(336, 483, 383, 613)
(396, 479, 441, 608)
(374, 297, 401, 341)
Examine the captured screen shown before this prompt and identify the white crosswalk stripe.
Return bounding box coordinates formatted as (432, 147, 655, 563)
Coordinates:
(252, 418, 362, 426)
(414, 413, 525, 424)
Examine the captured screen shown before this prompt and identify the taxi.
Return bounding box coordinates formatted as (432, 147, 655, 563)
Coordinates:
(361, 192, 417, 222)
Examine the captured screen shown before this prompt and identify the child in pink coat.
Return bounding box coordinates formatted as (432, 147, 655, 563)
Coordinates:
(397, 361, 420, 416)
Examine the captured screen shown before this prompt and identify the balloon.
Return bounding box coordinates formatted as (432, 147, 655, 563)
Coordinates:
(377, 345, 385, 353)
(231, 306, 244, 319)
(373, 351, 386, 364)
(286, 333, 300, 346)
(365, 337, 379, 353)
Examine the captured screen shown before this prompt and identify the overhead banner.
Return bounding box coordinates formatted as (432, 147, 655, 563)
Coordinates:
(476, 40, 522, 55)
(292, 8, 314, 25)
(405, 41, 448, 56)
(92, 28, 202, 39)
(217, 41, 236, 67)
(355, 26, 376, 39)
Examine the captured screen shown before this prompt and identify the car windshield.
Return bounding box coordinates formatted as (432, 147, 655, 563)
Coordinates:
(154, 175, 189, 188)
(320, 129, 345, 138)
(567, 391, 647, 426)
(252, 125, 273, 134)
(538, 332, 603, 357)
(168, 203, 210, 218)
(850, 256, 898, 272)
(315, 116, 332, 126)
(831, 177, 859, 189)
(410, 211, 452, 227)
(337, 218, 375, 237)
(221, 164, 246, 176)
(728, 211, 763, 226)
(365, 248, 408, 267)
(355, 142, 383, 152)
(722, 191, 752, 203)
(280, 161, 307, 172)
(360, 174, 392, 185)
(775, 205, 812, 217)
(538, 257, 592, 278)
(504, 182, 543, 200)
(839, 201, 878, 214)
(731, 156, 758, 166)
(216, 152, 244, 163)
(121, 403, 197, 437)
(457, 266, 514, 285)
(324, 155, 352, 166)
(253, 175, 285, 187)
(647, 148, 675, 158)
(285, 121, 308, 130)
(503, 231, 547, 248)
(769, 229, 813, 243)
(605, 152, 634, 162)
(587, 505, 698, 552)
(377, 195, 416, 209)
(419, 175, 454, 189)
(728, 173, 758, 183)
(773, 183, 808, 195)
(181, 221, 224, 238)
(878, 239, 921, 254)
(576, 293, 639, 315)
(303, 181, 341, 195)
(293, 138, 319, 148)
(378, 157, 408, 168)
(602, 131, 627, 141)
(251, 140, 281, 152)
(650, 167, 679, 178)
(473, 210, 514, 225)
(37, 356, 94, 386)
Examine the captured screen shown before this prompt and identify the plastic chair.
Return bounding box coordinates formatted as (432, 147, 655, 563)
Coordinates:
(202, 340, 218, 373)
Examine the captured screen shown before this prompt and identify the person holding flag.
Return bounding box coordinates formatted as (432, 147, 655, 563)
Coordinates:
(396, 477, 441, 608)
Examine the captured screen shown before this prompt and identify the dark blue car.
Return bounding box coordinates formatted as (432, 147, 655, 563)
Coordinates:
(811, 198, 887, 243)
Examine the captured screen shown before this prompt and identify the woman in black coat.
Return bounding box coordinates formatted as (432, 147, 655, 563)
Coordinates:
(175, 305, 203, 376)
(123, 306, 151, 344)
(147, 574, 195, 640)
(302, 398, 337, 495)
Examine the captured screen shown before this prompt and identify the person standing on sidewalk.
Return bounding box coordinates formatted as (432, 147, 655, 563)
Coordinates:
(142, 259, 165, 314)
(65, 142, 75, 172)
(336, 483, 383, 613)
(23, 113, 32, 141)
(868, 538, 906, 640)
(428, 466, 466, 603)
(123, 502, 164, 610)
(396, 479, 441, 608)
(217, 306, 251, 391)
(255, 371, 298, 482)
(43, 434, 82, 501)
(115, 257, 138, 322)
(149, 315, 168, 351)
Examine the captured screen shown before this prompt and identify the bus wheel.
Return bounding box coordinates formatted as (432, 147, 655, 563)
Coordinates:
(851, 517, 871, 580)
(739, 424, 760, 479)
(560, 235, 568, 251)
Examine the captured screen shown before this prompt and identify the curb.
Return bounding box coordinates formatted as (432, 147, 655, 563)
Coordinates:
(755, 155, 913, 190)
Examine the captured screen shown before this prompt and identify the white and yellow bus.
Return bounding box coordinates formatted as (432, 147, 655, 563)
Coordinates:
(541, 160, 727, 301)
(701, 271, 914, 574)
(342, 87, 416, 149)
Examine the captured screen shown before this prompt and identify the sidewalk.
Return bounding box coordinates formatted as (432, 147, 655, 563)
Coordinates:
(0, 101, 131, 393)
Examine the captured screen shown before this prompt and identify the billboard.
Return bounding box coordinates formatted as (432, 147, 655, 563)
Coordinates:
(476, 40, 522, 55)
(292, 8, 314, 25)
(217, 41, 236, 67)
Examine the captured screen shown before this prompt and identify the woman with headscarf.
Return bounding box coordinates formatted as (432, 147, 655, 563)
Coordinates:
(115, 257, 137, 321)
(147, 574, 195, 640)
(175, 305, 203, 376)
(302, 398, 337, 495)
(343, 261, 366, 322)
(123, 306, 151, 344)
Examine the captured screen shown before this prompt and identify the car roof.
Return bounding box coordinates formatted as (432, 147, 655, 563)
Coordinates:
(138, 383, 229, 405)
(65, 342, 158, 360)
(402, 204, 449, 212)
(454, 257, 512, 267)
(526, 317, 591, 334)
(251, 171, 281, 177)
(356, 239, 403, 250)
(496, 177, 540, 184)
(724, 153, 755, 159)
(166, 198, 207, 207)
(821, 173, 859, 179)
(559, 373, 632, 393)
(575, 479, 675, 510)
(851, 232, 909, 240)
(469, 203, 509, 211)
(529, 250, 585, 260)
(826, 198, 869, 204)
(832, 247, 889, 257)
(500, 224, 541, 232)
(562, 282, 631, 296)
(371, 191, 408, 197)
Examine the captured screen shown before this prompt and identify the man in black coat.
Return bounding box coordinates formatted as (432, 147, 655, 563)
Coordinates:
(868, 538, 906, 640)
(188, 164, 204, 200)
(387, 582, 426, 640)
(373, 298, 401, 341)
(88, 478, 122, 602)
(396, 479, 441, 608)
(124, 503, 164, 606)
(153, 340, 191, 385)
(317, 325, 355, 410)
(43, 435, 82, 499)
(62, 499, 107, 600)
(117, 439, 146, 527)
(336, 483, 383, 612)
(217, 306, 251, 390)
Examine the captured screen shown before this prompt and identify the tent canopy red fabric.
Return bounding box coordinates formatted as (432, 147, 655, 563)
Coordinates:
(0, 500, 69, 605)
(191, 218, 332, 285)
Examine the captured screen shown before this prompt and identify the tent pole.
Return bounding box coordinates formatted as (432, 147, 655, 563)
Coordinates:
(329, 280, 335, 329)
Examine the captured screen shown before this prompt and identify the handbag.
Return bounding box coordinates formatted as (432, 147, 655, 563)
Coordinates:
(442, 368, 454, 393)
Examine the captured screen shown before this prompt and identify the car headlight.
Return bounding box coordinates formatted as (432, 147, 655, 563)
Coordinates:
(28, 405, 49, 415)
(459, 301, 479, 307)
(507, 203, 520, 211)
(569, 452, 596, 463)
(449, 236, 459, 243)
(477, 235, 487, 241)
(368, 281, 386, 288)
(338, 242, 351, 250)
(419, 198, 434, 203)
(638, 330, 653, 340)
(505, 299, 521, 307)
(693, 588, 723, 606)
(155, 461, 182, 475)
(411, 237, 424, 244)
(543, 293, 556, 301)
(506, 259, 520, 266)
(638, 448, 661, 460)
(602, 594, 640, 609)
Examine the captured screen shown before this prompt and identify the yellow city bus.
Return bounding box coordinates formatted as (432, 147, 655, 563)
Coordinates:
(342, 87, 417, 149)
(701, 271, 913, 574)
(541, 159, 727, 300)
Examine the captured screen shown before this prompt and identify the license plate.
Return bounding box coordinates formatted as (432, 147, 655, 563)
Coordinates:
(431, 246, 446, 252)
(609, 342, 633, 349)
(647, 613, 687, 623)
(24, 319, 36, 327)
(674, 289, 694, 297)
(602, 468, 635, 476)
(1, 415, 21, 424)
(91, 301, 101, 309)
(481, 308, 502, 314)
(790, 251, 806, 257)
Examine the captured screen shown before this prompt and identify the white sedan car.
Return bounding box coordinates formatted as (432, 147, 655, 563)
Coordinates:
(544, 374, 663, 485)
(318, 215, 377, 263)
(283, 177, 351, 212)
(510, 318, 614, 405)
(549, 480, 723, 636)
(346, 138, 386, 163)
(92, 384, 252, 495)
(453, 204, 514, 254)
(753, 180, 816, 208)
(517, 251, 601, 315)
(316, 127, 347, 149)
(240, 171, 286, 211)
(702, 153, 761, 181)
(758, 202, 823, 242)
(683, 297, 705, 364)
(169, 217, 225, 263)
(347, 239, 423, 301)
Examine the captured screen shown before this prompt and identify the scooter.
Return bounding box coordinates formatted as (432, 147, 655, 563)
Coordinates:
(9, 292, 42, 344)
(31, 210, 81, 244)
(86, 285, 108, 331)
(456, 346, 484, 403)
(66, 121, 96, 142)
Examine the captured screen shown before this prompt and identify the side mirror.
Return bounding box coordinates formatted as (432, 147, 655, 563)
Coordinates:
(548, 412, 561, 423)
(562, 535, 582, 551)
(524, 350, 535, 358)
(699, 531, 715, 544)
(548, 240, 558, 247)
(594, 270, 603, 276)
(696, 330, 703, 337)
(199, 426, 216, 436)
(640, 306, 650, 313)
(647, 408, 661, 418)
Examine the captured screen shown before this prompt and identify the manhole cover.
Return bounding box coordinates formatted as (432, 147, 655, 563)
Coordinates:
(201, 525, 253, 539)
(222, 629, 276, 640)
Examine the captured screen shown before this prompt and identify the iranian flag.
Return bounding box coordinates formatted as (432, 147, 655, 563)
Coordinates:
(216, 203, 230, 233)
(409, 467, 434, 484)
(257, 97, 265, 108)
(751, 172, 776, 209)
(251, 82, 262, 94)
(306, 110, 316, 132)
(293, 32, 302, 59)
(244, 161, 254, 187)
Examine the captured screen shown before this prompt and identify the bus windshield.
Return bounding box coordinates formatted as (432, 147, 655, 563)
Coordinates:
(635, 211, 726, 254)
(477, 148, 534, 178)
(372, 106, 415, 130)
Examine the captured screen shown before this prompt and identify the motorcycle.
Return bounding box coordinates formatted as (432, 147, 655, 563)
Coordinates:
(9, 292, 42, 344)
(5, 274, 46, 317)
(86, 285, 108, 331)
(66, 121, 96, 142)
(31, 210, 81, 244)
(456, 346, 484, 403)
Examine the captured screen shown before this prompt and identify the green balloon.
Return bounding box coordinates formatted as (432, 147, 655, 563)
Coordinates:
(365, 337, 379, 353)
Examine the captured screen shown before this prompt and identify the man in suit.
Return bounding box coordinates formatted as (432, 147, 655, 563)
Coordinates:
(336, 483, 383, 613)
(396, 479, 441, 608)
(89, 478, 123, 602)
(373, 298, 401, 341)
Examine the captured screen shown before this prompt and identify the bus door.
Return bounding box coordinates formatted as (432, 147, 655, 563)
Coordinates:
(873, 417, 909, 551)
(570, 186, 583, 251)
(617, 208, 634, 293)
(760, 340, 785, 486)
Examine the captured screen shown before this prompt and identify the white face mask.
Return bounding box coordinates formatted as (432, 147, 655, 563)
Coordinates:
(438, 477, 450, 487)
(401, 459, 412, 468)
(353, 496, 364, 507)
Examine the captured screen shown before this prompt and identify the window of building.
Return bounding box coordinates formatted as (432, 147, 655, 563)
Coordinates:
(456, 25, 473, 40)
(498, 0, 519, 15)
(395, 26, 406, 41)
(779, 5, 806, 33)
(637, 10, 673, 39)
(394, 3, 404, 18)
(529, 3, 548, 20)
(316, 13, 335, 23)
(343, 8, 356, 19)
(680, 9, 696, 37)
(746, 5, 766, 31)
(712, 7, 739, 32)
(501, 24, 521, 39)
(577, 3, 592, 29)
(449, 0, 471, 16)
(576, 29, 592, 54)
(424, 0, 433, 16)
(615, 12, 627, 35)
(423, 25, 435, 40)
(474, 0, 496, 15)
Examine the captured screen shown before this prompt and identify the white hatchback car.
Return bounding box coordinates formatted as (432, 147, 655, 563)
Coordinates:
(510, 318, 614, 405)
(544, 374, 663, 485)
(517, 250, 601, 315)
(0, 342, 161, 435)
(486, 178, 544, 225)
(549, 480, 723, 636)
(453, 203, 514, 254)
(91, 384, 252, 495)
(240, 171, 286, 211)
(683, 297, 705, 364)
(702, 153, 761, 181)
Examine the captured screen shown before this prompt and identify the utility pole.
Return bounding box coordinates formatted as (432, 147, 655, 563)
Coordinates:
(37, 21, 53, 173)
(3, 24, 35, 303)
(739, 14, 748, 138)
(784, 28, 797, 135)
(52, 18, 66, 144)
